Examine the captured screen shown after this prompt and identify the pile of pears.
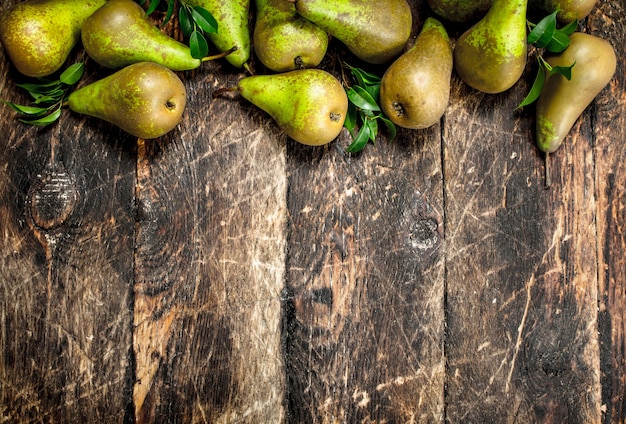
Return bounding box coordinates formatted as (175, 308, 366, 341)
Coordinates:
(0, 0, 617, 171)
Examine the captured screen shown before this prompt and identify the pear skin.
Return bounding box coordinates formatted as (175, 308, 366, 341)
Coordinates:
(428, 0, 493, 23)
(253, 0, 329, 72)
(0, 0, 106, 77)
(82, 0, 201, 71)
(290, 0, 412, 65)
(536, 32, 616, 154)
(186, 0, 251, 68)
(529, 0, 598, 22)
(454, 0, 528, 93)
(237, 69, 348, 146)
(67, 62, 187, 139)
(380, 17, 453, 129)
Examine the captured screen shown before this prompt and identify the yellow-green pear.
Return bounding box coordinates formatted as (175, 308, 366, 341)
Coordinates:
(81, 0, 203, 71)
(454, 0, 528, 93)
(186, 0, 251, 68)
(67, 62, 187, 139)
(380, 17, 453, 129)
(427, 0, 493, 23)
(237, 69, 348, 146)
(0, 0, 106, 77)
(529, 0, 598, 22)
(253, 0, 329, 72)
(288, 0, 412, 65)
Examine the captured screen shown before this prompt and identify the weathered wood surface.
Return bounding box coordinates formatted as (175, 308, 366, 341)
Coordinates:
(0, 0, 624, 423)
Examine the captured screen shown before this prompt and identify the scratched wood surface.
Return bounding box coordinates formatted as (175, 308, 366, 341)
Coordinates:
(0, 0, 624, 423)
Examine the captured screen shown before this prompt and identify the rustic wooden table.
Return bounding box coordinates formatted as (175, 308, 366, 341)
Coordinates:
(1, 0, 624, 422)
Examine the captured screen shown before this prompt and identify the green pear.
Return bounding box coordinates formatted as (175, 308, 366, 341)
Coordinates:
(0, 0, 106, 77)
(289, 0, 412, 65)
(379, 17, 453, 129)
(81, 0, 202, 71)
(529, 0, 598, 22)
(186, 0, 251, 68)
(237, 69, 348, 146)
(536, 32, 616, 155)
(427, 0, 493, 23)
(67, 62, 187, 139)
(454, 0, 528, 93)
(253, 0, 329, 72)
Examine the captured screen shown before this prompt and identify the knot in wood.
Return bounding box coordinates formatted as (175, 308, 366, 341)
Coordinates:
(28, 171, 77, 230)
(408, 218, 439, 250)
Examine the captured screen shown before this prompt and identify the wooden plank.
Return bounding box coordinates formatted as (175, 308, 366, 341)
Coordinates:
(133, 65, 286, 422)
(588, 4, 626, 423)
(443, 38, 602, 423)
(0, 55, 136, 421)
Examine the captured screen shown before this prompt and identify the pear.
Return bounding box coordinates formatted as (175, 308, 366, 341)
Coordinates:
(454, 0, 528, 93)
(186, 0, 251, 68)
(536, 32, 616, 155)
(379, 17, 453, 129)
(253, 0, 329, 72)
(427, 0, 493, 23)
(237, 69, 348, 146)
(81, 0, 203, 71)
(288, 0, 412, 65)
(67, 62, 187, 139)
(0, 0, 106, 77)
(529, 0, 598, 22)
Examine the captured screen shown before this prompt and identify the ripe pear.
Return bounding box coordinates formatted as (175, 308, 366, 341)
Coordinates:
(536, 32, 616, 155)
(67, 62, 187, 139)
(529, 0, 598, 22)
(0, 0, 106, 77)
(428, 0, 493, 23)
(289, 0, 412, 65)
(379, 17, 453, 129)
(82, 0, 202, 71)
(237, 69, 348, 146)
(186, 0, 251, 68)
(253, 0, 329, 72)
(454, 0, 528, 93)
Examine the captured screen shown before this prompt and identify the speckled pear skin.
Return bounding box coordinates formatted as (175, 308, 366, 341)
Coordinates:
(536, 32, 616, 153)
(81, 0, 201, 71)
(237, 69, 348, 146)
(67, 62, 187, 139)
(0, 0, 106, 77)
(453, 0, 528, 94)
(292, 0, 412, 65)
(380, 17, 453, 129)
(529, 0, 598, 22)
(427, 0, 493, 23)
(186, 0, 251, 68)
(253, 0, 329, 72)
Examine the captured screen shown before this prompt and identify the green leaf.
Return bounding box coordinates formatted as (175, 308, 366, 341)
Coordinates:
(528, 11, 557, 48)
(344, 103, 358, 133)
(545, 30, 570, 53)
(347, 86, 380, 112)
(179, 6, 194, 38)
(3, 101, 49, 116)
(189, 30, 209, 59)
(191, 6, 218, 34)
(145, 0, 161, 16)
(348, 64, 381, 86)
(379, 115, 397, 141)
(345, 123, 371, 153)
(549, 61, 575, 80)
(59, 62, 84, 85)
(19, 107, 62, 126)
(365, 117, 378, 142)
(560, 19, 578, 35)
(517, 65, 546, 108)
(163, 0, 176, 25)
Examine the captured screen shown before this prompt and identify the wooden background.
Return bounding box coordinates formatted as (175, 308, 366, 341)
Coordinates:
(1, 0, 624, 422)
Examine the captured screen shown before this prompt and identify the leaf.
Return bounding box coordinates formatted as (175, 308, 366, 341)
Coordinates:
(347, 86, 381, 112)
(379, 115, 397, 141)
(189, 30, 209, 59)
(517, 65, 546, 108)
(549, 61, 575, 80)
(145, 0, 161, 16)
(191, 6, 218, 34)
(3, 101, 49, 116)
(365, 117, 378, 142)
(59, 62, 84, 85)
(545, 30, 570, 53)
(560, 18, 578, 35)
(345, 123, 371, 153)
(163, 0, 176, 25)
(528, 11, 557, 48)
(19, 107, 62, 126)
(344, 103, 358, 133)
(179, 6, 194, 38)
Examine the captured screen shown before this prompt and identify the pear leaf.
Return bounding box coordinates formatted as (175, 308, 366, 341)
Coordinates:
(19, 107, 62, 126)
(545, 30, 570, 53)
(189, 30, 209, 59)
(59, 62, 84, 85)
(179, 6, 194, 38)
(145, 0, 161, 17)
(517, 65, 546, 108)
(2, 102, 49, 116)
(347, 86, 381, 112)
(344, 103, 358, 133)
(548, 61, 576, 80)
(191, 6, 218, 34)
(345, 123, 371, 153)
(560, 18, 579, 35)
(164, 0, 176, 26)
(347, 64, 381, 86)
(365, 116, 378, 142)
(528, 11, 557, 48)
(379, 115, 397, 141)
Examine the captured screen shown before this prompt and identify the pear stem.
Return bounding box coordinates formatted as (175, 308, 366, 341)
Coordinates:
(201, 46, 239, 62)
(212, 86, 238, 99)
(544, 152, 552, 189)
(243, 62, 255, 76)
